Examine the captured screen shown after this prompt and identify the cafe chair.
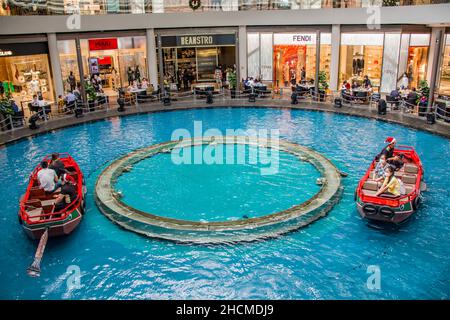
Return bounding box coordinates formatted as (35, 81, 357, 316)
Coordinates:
(385, 95, 400, 110)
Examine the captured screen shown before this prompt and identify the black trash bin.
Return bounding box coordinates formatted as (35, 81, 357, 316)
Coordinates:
(378, 99, 387, 115)
(418, 102, 427, 117)
(334, 98, 342, 108)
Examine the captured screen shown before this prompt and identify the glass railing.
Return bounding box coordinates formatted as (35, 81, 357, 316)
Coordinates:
(0, 0, 448, 16)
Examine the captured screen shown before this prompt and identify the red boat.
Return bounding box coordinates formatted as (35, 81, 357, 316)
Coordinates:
(355, 145, 425, 224)
(18, 153, 86, 276)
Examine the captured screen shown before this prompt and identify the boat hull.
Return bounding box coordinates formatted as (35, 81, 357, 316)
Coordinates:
(20, 208, 83, 240)
(356, 195, 419, 224)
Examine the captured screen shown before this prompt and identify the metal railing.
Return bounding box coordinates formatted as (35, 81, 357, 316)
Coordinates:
(1, 0, 448, 16)
(1, 88, 448, 134)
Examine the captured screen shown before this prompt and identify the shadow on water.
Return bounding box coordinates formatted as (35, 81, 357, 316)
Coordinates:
(365, 213, 418, 234)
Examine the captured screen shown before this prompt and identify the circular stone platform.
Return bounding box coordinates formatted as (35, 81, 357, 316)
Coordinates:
(94, 136, 343, 243)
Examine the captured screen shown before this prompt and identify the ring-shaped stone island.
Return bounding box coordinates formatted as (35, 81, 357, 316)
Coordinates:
(95, 136, 344, 243)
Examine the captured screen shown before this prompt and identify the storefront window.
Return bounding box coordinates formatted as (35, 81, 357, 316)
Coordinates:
(80, 35, 147, 96)
(339, 33, 384, 89)
(406, 34, 429, 89)
(437, 34, 450, 96)
(160, 34, 236, 91)
(0, 46, 54, 110)
(273, 33, 319, 88)
(57, 39, 80, 93)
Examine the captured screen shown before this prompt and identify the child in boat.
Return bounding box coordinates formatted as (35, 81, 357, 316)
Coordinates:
(373, 154, 389, 182)
(375, 166, 404, 197)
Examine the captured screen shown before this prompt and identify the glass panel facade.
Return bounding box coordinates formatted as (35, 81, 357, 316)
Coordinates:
(437, 34, 450, 96)
(273, 33, 318, 88)
(0, 53, 54, 108)
(57, 39, 80, 93)
(2, 0, 444, 16)
(80, 35, 147, 95)
(339, 33, 384, 89)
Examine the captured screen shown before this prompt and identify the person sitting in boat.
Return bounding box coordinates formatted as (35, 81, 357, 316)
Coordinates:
(375, 166, 404, 198)
(37, 161, 61, 193)
(49, 153, 68, 178)
(389, 153, 406, 171)
(373, 154, 390, 182)
(53, 174, 77, 212)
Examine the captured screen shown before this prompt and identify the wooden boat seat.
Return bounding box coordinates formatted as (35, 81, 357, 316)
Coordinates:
(404, 184, 415, 194)
(362, 189, 378, 197)
(25, 199, 42, 209)
(27, 208, 43, 222)
(404, 163, 418, 174)
(370, 168, 404, 179)
(363, 180, 378, 191)
(401, 174, 417, 185)
(29, 187, 46, 198)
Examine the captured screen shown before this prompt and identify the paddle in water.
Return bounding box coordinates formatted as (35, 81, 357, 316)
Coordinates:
(27, 228, 49, 277)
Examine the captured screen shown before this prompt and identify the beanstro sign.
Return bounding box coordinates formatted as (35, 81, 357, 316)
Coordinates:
(179, 36, 214, 46)
(89, 38, 118, 51)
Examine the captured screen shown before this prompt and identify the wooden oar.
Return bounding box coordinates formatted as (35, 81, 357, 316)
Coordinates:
(27, 228, 49, 277)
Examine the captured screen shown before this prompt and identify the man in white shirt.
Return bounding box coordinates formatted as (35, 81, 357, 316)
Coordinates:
(37, 161, 60, 193)
(66, 91, 77, 104)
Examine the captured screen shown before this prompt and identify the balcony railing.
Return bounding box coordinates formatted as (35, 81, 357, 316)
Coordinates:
(0, 0, 449, 16)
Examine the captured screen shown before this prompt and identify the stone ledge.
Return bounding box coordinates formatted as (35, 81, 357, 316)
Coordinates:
(94, 136, 343, 243)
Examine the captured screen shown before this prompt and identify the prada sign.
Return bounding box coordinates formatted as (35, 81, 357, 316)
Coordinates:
(161, 34, 236, 47)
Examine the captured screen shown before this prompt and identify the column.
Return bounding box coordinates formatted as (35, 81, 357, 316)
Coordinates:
(315, 30, 321, 100)
(238, 25, 247, 82)
(146, 28, 158, 88)
(426, 27, 445, 85)
(329, 24, 340, 92)
(47, 33, 64, 98)
(380, 33, 401, 93)
(427, 27, 445, 110)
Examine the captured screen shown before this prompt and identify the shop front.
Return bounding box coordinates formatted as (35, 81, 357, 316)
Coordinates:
(57, 33, 148, 97)
(405, 34, 430, 89)
(159, 33, 236, 91)
(339, 33, 384, 90)
(273, 33, 331, 88)
(247, 31, 331, 90)
(0, 41, 54, 108)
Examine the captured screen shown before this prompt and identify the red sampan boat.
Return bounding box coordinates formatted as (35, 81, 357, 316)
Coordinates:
(355, 145, 425, 224)
(18, 153, 86, 276)
(19, 153, 86, 239)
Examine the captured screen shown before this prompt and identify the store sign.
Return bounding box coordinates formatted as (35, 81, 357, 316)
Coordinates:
(0, 42, 48, 57)
(0, 50, 13, 57)
(179, 36, 214, 46)
(274, 34, 317, 45)
(89, 38, 118, 51)
(161, 34, 236, 47)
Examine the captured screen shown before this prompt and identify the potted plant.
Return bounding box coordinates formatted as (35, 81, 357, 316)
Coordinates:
(228, 69, 237, 99)
(417, 80, 430, 116)
(84, 80, 97, 111)
(318, 71, 329, 102)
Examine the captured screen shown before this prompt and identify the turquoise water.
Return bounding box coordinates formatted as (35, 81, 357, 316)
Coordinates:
(115, 144, 321, 221)
(0, 107, 449, 299)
